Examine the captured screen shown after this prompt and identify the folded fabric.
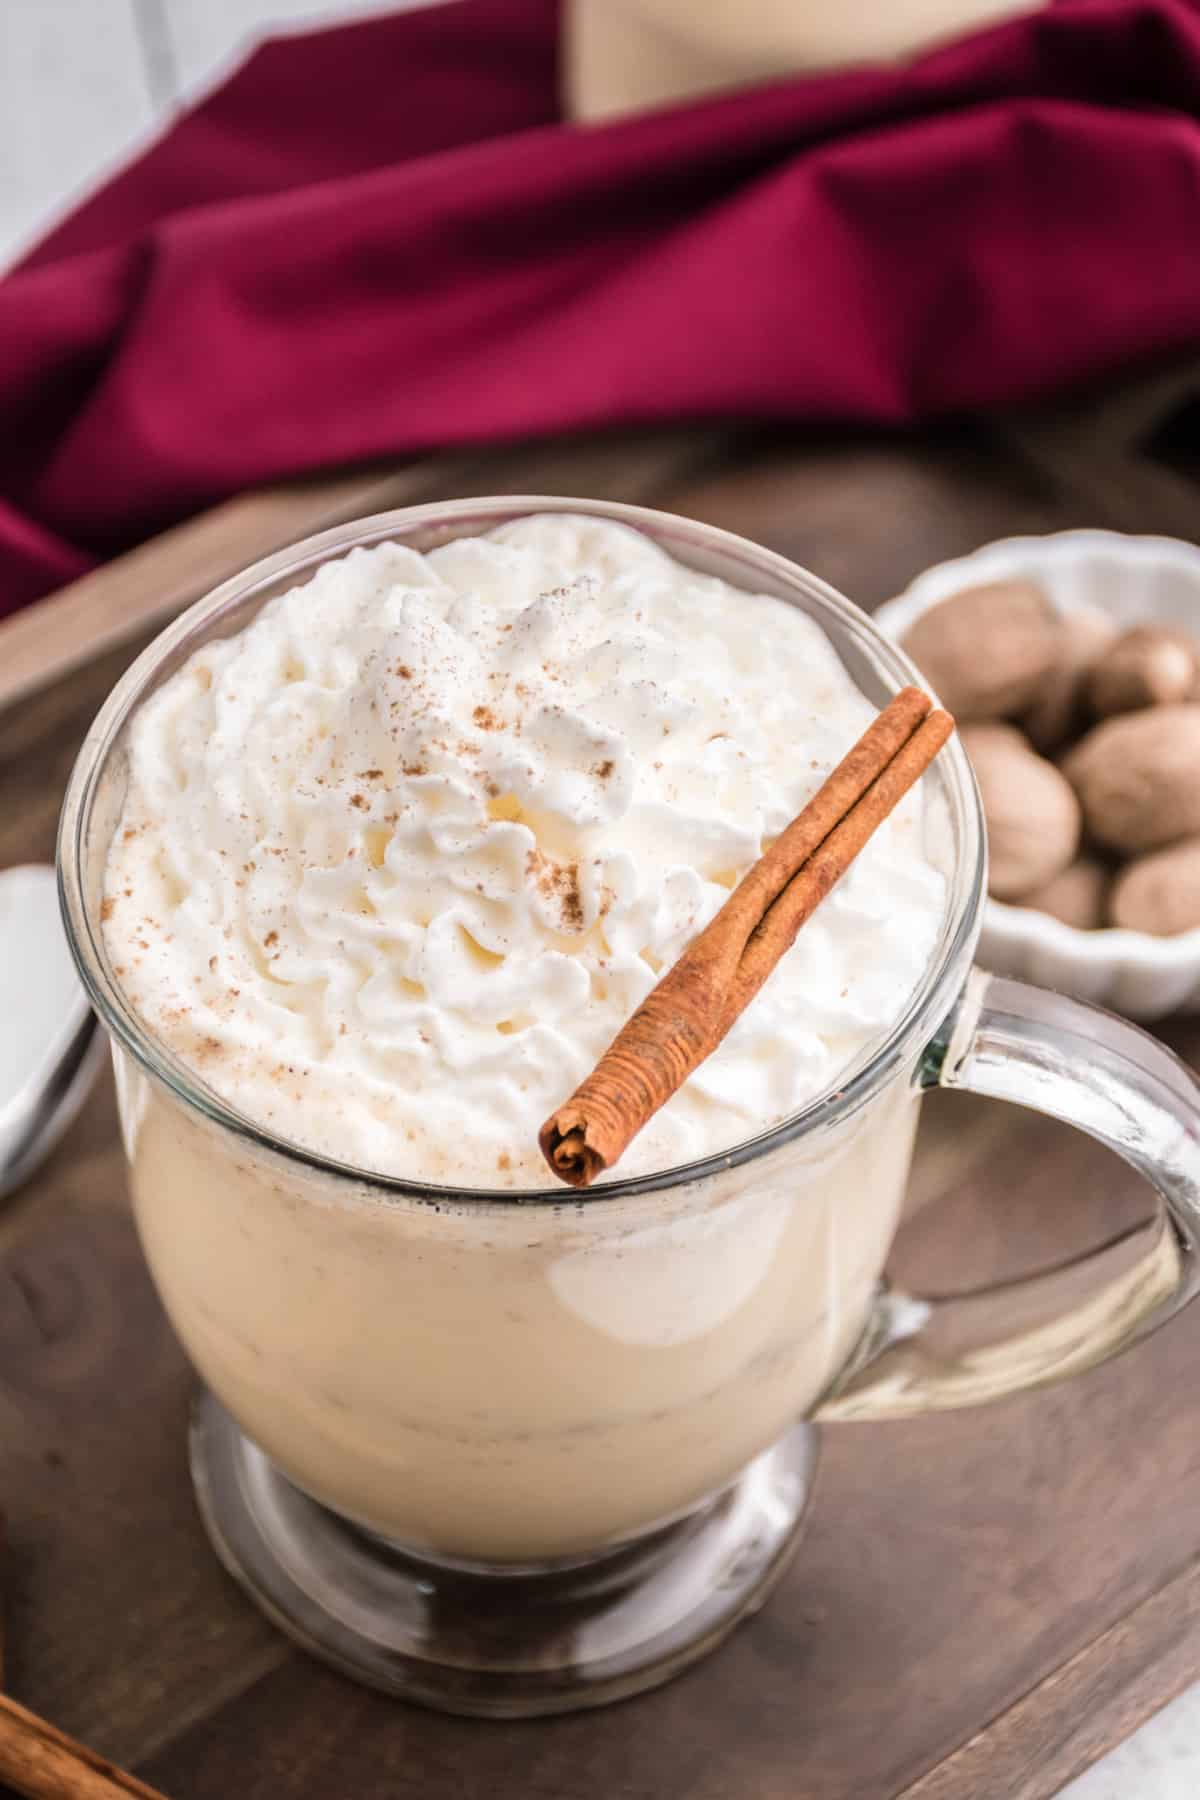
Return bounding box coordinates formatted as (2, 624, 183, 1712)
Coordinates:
(2, 0, 1199, 619)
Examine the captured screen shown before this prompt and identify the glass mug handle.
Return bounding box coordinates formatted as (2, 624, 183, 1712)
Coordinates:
(818, 969, 1200, 1421)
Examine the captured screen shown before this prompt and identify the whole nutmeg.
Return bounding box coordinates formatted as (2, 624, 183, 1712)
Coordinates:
(1019, 858, 1110, 930)
(960, 723, 1081, 900)
(958, 721, 1030, 756)
(901, 580, 1061, 722)
(1110, 837, 1200, 936)
(1062, 705, 1200, 853)
(1021, 607, 1116, 753)
(1086, 624, 1199, 718)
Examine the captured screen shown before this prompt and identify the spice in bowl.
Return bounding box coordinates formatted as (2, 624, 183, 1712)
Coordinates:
(900, 584, 1200, 938)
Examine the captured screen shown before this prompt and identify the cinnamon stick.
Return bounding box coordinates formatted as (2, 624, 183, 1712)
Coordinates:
(0, 1693, 168, 1800)
(539, 687, 953, 1187)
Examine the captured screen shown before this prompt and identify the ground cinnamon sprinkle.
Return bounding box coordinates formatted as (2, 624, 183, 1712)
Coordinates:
(538, 688, 954, 1187)
(528, 850, 585, 932)
(561, 879, 584, 931)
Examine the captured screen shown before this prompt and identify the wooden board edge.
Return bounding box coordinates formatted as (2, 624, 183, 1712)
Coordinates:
(995, 352, 1200, 543)
(897, 1551, 1200, 1800)
(0, 460, 466, 714)
(0, 427, 735, 716)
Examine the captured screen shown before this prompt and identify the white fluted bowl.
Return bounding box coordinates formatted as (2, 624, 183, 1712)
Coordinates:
(876, 531, 1200, 1021)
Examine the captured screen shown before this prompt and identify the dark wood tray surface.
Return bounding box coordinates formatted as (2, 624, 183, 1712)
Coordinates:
(5, 386, 1200, 1799)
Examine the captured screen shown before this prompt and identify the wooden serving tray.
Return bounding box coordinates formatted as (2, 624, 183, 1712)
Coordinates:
(5, 393, 1200, 1800)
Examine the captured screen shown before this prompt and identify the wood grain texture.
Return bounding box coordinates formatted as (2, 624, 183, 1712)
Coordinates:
(662, 422, 1100, 611)
(0, 1689, 168, 1800)
(3, 402, 1200, 1798)
(999, 356, 1200, 545)
(898, 1554, 1200, 1800)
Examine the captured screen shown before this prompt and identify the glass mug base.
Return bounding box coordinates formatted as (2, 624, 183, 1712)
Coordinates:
(189, 1389, 819, 1717)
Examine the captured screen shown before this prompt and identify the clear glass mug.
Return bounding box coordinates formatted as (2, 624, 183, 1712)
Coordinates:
(58, 498, 1200, 1718)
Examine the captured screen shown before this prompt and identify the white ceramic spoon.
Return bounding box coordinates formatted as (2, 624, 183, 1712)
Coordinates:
(0, 864, 103, 1201)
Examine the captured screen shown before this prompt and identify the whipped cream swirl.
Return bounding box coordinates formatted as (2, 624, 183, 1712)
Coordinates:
(103, 515, 947, 1185)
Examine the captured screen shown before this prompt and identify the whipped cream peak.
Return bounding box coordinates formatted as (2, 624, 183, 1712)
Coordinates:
(103, 515, 948, 1185)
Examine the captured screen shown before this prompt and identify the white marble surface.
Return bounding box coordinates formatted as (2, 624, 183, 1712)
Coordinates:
(4, 3, 1200, 1791)
(0, 0, 156, 267)
(0, 0, 425, 267)
(1063, 1684, 1200, 1799)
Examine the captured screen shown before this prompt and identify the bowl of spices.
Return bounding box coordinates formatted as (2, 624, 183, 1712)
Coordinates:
(877, 530, 1200, 1019)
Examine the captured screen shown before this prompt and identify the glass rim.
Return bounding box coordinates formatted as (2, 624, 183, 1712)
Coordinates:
(57, 494, 985, 1206)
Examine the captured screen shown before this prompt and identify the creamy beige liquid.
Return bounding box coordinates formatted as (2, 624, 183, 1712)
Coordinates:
(565, 0, 1042, 120)
(103, 515, 946, 1563)
(120, 1055, 919, 1560)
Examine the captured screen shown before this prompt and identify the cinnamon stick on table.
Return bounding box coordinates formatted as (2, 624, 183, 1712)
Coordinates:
(539, 686, 954, 1188)
(0, 1513, 165, 1800)
(0, 1691, 168, 1800)
(0, 1505, 167, 1800)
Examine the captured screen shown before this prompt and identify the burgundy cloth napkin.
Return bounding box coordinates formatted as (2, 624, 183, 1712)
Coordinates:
(3, 0, 1200, 621)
